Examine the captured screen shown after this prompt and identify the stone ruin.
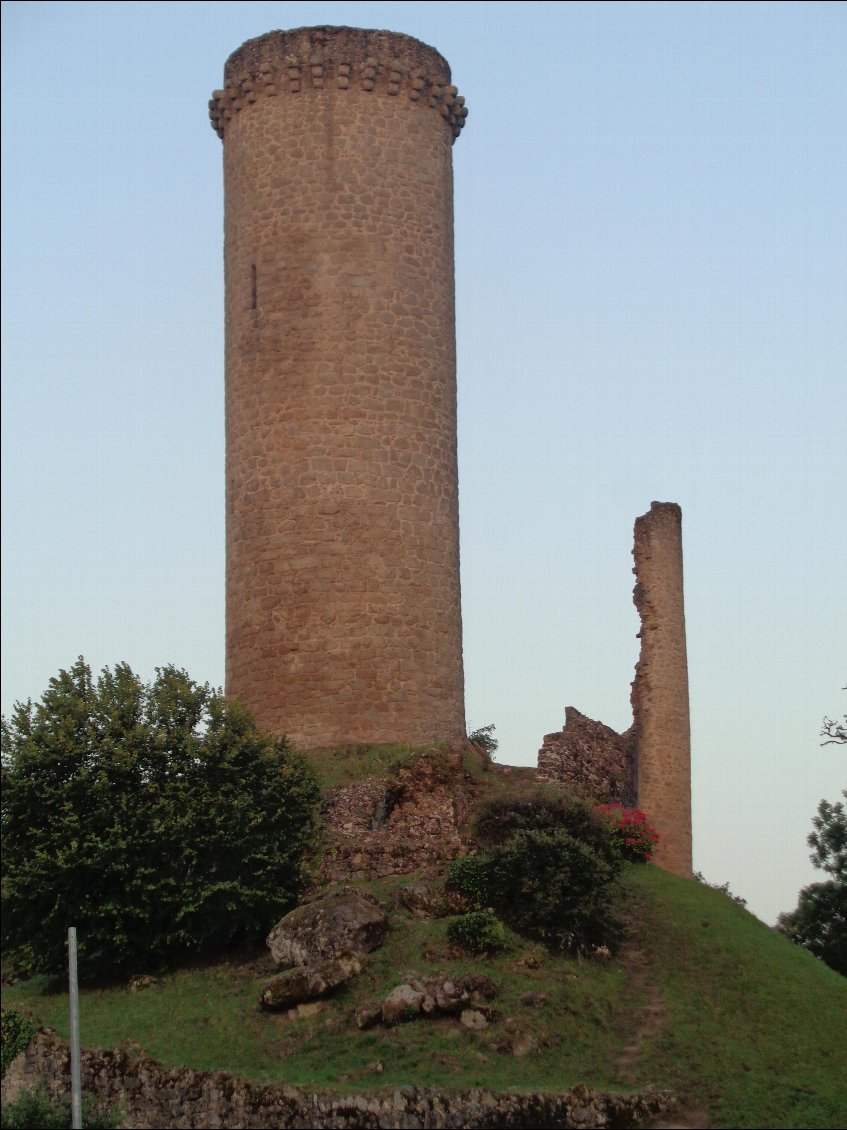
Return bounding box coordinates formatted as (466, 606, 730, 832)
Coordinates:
(211, 26, 692, 880)
(538, 502, 692, 878)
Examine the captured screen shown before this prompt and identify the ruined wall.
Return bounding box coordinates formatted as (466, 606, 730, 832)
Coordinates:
(315, 754, 468, 883)
(212, 27, 467, 749)
(537, 707, 635, 806)
(535, 504, 692, 877)
(630, 502, 692, 877)
(3, 1031, 673, 1129)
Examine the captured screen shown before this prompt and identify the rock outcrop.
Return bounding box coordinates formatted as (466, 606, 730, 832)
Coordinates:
(260, 953, 362, 1011)
(267, 888, 388, 968)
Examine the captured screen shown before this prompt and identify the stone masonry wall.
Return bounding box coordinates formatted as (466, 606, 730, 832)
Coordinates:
(214, 27, 467, 749)
(631, 502, 692, 877)
(315, 752, 470, 883)
(537, 707, 635, 806)
(3, 1031, 674, 1129)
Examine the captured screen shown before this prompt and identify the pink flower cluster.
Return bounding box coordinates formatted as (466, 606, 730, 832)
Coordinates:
(595, 804, 660, 863)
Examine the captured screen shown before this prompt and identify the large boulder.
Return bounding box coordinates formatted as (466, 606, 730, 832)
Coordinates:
(260, 953, 361, 1011)
(267, 887, 388, 967)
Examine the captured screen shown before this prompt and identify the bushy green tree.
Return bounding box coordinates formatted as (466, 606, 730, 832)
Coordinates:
(777, 791, 846, 977)
(1, 659, 320, 981)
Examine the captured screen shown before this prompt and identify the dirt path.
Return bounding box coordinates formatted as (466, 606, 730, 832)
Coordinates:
(615, 906, 710, 1129)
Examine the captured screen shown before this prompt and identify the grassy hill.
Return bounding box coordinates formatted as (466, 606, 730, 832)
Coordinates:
(3, 862, 846, 1128)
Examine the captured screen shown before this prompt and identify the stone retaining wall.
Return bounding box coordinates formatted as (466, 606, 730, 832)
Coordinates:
(3, 1031, 674, 1129)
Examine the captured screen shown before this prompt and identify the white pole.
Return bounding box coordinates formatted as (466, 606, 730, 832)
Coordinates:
(68, 927, 83, 1130)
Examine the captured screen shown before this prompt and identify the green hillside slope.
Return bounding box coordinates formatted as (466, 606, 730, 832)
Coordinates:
(4, 865, 845, 1129)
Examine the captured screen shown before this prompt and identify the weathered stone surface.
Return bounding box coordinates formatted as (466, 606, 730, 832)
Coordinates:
(537, 707, 635, 805)
(398, 880, 447, 918)
(381, 984, 425, 1025)
(631, 502, 692, 877)
(355, 1003, 382, 1030)
(460, 1008, 487, 1030)
(219, 25, 466, 749)
(267, 888, 387, 967)
(363, 972, 499, 1028)
(260, 953, 361, 1010)
(3, 1031, 677, 1128)
(316, 751, 472, 883)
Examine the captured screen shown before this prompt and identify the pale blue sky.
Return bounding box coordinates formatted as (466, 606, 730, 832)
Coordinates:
(2, 1, 845, 924)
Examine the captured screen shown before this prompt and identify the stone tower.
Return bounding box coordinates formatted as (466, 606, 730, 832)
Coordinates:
(631, 502, 692, 877)
(210, 27, 468, 749)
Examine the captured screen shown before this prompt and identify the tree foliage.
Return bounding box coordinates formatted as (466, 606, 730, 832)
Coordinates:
(448, 792, 623, 954)
(777, 790, 846, 977)
(1, 659, 320, 982)
(467, 723, 498, 758)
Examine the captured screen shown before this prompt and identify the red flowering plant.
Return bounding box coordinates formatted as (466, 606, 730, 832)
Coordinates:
(595, 805, 659, 863)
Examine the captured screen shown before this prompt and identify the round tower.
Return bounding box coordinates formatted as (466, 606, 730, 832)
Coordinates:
(210, 27, 467, 749)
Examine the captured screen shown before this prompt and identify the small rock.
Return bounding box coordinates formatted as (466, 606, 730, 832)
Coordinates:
(519, 991, 548, 1008)
(399, 880, 446, 918)
(435, 981, 467, 1013)
(127, 976, 158, 992)
(355, 1003, 382, 1030)
(516, 948, 545, 969)
(460, 1008, 488, 1030)
(462, 972, 500, 999)
(295, 1001, 325, 1019)
(511, 1032, 539, 1058)
(260, 952, 361, 1010)
(382, 984, 425, 1025)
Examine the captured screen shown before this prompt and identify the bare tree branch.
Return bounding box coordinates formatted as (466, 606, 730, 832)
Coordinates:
(820, 687, 847, 745)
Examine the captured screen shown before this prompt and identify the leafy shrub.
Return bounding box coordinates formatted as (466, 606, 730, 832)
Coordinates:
(467, 724, 498, 757)
(447, 910, 507, 953)
(475, 788, 621, 869)
(1, 659, 321, 982)
(445, 854, 491, 909)
(486, 828, 622, 953)
(1, 1009, 36, 1077)
(0, 1089, 119, 1130)
(595, 805, 659, 862)
(449, 793, 623, 954)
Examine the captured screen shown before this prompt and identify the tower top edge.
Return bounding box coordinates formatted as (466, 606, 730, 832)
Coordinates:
(213, 26, 466, 143)
(224, 26, 452, 84)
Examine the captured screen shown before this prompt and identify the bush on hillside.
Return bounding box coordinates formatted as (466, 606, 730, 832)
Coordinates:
(449, 792, 623, 954)
(486, 828, 622, 953)
(595, 804, 659, 863)
(1, 659, 320, 982)
(0, 1089, 120, 1130)
(445, 854, 492, 909)
(474, 788, 621, 869)
(1, 1009, 36, 1077)
(447, 910, 507, 953)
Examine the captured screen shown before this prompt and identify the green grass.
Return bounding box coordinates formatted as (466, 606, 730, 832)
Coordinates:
(4, 868, 846, 1128)
(304, 743, 427, 789)
(623, 866, 847, 1128)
